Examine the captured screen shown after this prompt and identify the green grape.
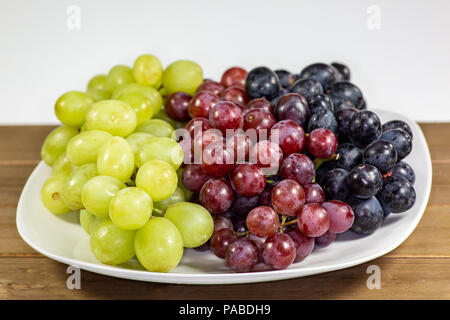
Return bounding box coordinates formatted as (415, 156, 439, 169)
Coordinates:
(135, 160, 177, 202)
(90, 219, 135, 265)
(111, 83, 162, 117)
(135, 137, 183, 169)
(162, 60, 203, 96)
(51, 152, 73, 178)
(87, 74, 108, 90)
(153, 187, 185, 215)
(125, 132, 154, 154)
(153, 109, 185, 129)
(97, 136, 135, 182)
(132, 54, 163, 88)
(86, 88, 111, 102)
(61, 163, 97, 210)
(177, 168, 193, 201)
(135, 119, 174, 138)
(79, 209, 96, 235)
(41, 176, 71, 214)
(81, 176, 125, 218)
(106, 65, 135, 92)
(134, 217, 183, 272)
(41, 126, 79, 166)
(55, 91, 94, 127)
(109, 187, 152, 230)
(66, 130, 112, 166)
(117, 92, 152, 124)
(165, 202, 213, 248)
(85, 100, 137, 137)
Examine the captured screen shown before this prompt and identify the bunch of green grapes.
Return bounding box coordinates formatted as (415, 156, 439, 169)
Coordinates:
(40, 54, 210, 273)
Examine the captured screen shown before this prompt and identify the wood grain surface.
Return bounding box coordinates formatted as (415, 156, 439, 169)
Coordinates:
(1, 124, 449, 300)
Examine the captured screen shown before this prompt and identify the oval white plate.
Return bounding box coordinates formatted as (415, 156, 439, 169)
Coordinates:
(16, 109, 432, 284)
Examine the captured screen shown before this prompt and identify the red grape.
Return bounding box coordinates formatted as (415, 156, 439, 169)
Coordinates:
(262, 233, 296, 270)
(246, 206, 280, 238)
(192, 128, 223, 152)
(210, 229, 237, 259)
(322, 200, 355, 233)
(221, 67, 247, 88)
(247, 98, 275, 114)
(188, 91, 221, 119)
(243, 109, 276, 137)
(315, 231, 336, 248)
(270, 120, 305, 155)
(201, 141, 235, 178)
(275, 93, 310, 127)
(209, 101, 244, 134)
(182, 164, 210, 192)
(249, 140, 283, 172)
(280, 153, 314, 185)
(165, 92, 191, 121)
(221, 85, 250, 105)
(185, 117, 212, 138)
(297, 203, 330, 237)
(226, 133, 251, 162)
(229, 194, 259, 216)
(225, 237, 259, 272)
(213, 215, 234, 232)
(271, 179, 305, 216)
(303, 183, 326, 204)
(307, 128, 338, 159)
(251, 262, 272, 272)
(258, 187, 273, 207)
(196, 80, 224, 96)
(285, 228, 315, 262)
(229, 164, 266, 197)
(199, 179, 233, 215)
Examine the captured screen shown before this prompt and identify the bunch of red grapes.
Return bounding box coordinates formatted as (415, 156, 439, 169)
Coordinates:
(165, 63, 416, 273)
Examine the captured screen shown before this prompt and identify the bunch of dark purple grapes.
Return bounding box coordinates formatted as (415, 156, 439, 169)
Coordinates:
(165, 62, 416, 273)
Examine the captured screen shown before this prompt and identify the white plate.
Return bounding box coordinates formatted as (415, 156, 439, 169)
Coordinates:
(16, 109, 432, 285)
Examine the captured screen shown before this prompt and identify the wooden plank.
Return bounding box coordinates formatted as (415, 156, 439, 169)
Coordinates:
(419, 123, 450, 162)
(0, 257, 449, 299)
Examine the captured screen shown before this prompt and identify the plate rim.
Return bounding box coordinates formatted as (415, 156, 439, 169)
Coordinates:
(16, 109, 433, 284)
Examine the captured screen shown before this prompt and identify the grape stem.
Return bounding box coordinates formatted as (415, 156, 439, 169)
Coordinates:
(278, 215, 297, 232)
(236, 231, 249, 237)
(152, 207, 164, 216)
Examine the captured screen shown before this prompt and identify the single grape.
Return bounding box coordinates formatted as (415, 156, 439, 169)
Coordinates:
(87, 74, 108, 90)
(41, 126, 79, 166)
(199, 179, 233, 215)
(221, 86, 249, 107)
(307, 110, 338, 133)
(225, 237, 259, 272)
(135, 160, 178, 202)
(308, 94, 334, 114)
(132, 54, 163, 87)
(54, 91, 94, 127)
(229, 194, 260, 216)
(197, 80, 224, 96)
(106, 65, 135, 92)
(332, 96, 356, 114)
(348, 110, 382, 147)
(153, 187, 186, 213)
(275, 70, 296, 89)
(321, 168, 351, 201)
(79, 209, 96, 235)
(188, 91, 222, 119)
(136, 119, 174, 138)
(66, 130, 112, 166)
(111, 83, 162, 117)
(86, 100, 137, 137)
(377, 176, 416, 214)
(97, 137, 134, 182)
(163, 60, 203, 96)
(347, 196, 383, 235)
(382, 120, 413, 139)
(245, 66, 280, 100)
(185, 117, 212, 138)
(289, 79, 323, 102)
(201, 141, 234, 178)
(135, 217, 184, 272)
(209, 101, 244, 134)
(135, 137, 183, 169)
(51, 152, 72, 178)
(194, 241, 211, 252)
(165, 92, 191, 122)
(271, 120, 306, 156)
(322, 200, 354, 233)
(391, 161, 415, 184)
(117, 92, 153, 124)
(297, 203, 330, 237)
(86, 88, 111, 102)
(303, 183, 326, 204)
(231, 214, 248, 233)
(246, 98, 275, 114)
(299, 63, 339, 90)
(380, 129, 412, 160)
(346, 164, 383, 198)
(271, 179, 305, 216)
(41, 176, 71, 214)
(306, 128, 338, 159)
(315, 231, 337, 248)
(61, 163, 97, 210)
(210, 229, 237, 259)
(246, 206, 279, 237)
(126, 132, 154, 154)
(243, 108, 276, 138)
(335, 107, 358, 138)
(165, 202, 214, 248)
(221, 67, 247, 88)
(280, 153, 314, 185)
(182, 164, 210, 192)
(230, 164, 266, 197)
(214, 215, 234, 231)
(262, 233, 296, 270)
(275, 93, 310, 127)
(331, 62, 351, 81)
(285, 228, 315, 262)
(328, 81, 364, 109)
(335, 143, 363, 171)
(363, 139, 398, 173)
(81, 175, 125, 218)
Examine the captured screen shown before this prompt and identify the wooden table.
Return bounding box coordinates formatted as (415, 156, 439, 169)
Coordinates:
(1, 124, 449, 300)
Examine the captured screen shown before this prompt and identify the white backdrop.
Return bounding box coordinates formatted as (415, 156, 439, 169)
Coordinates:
(1, 0, 449, 124)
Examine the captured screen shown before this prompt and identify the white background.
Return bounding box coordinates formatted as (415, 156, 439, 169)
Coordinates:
(1, 0, 449, 124)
